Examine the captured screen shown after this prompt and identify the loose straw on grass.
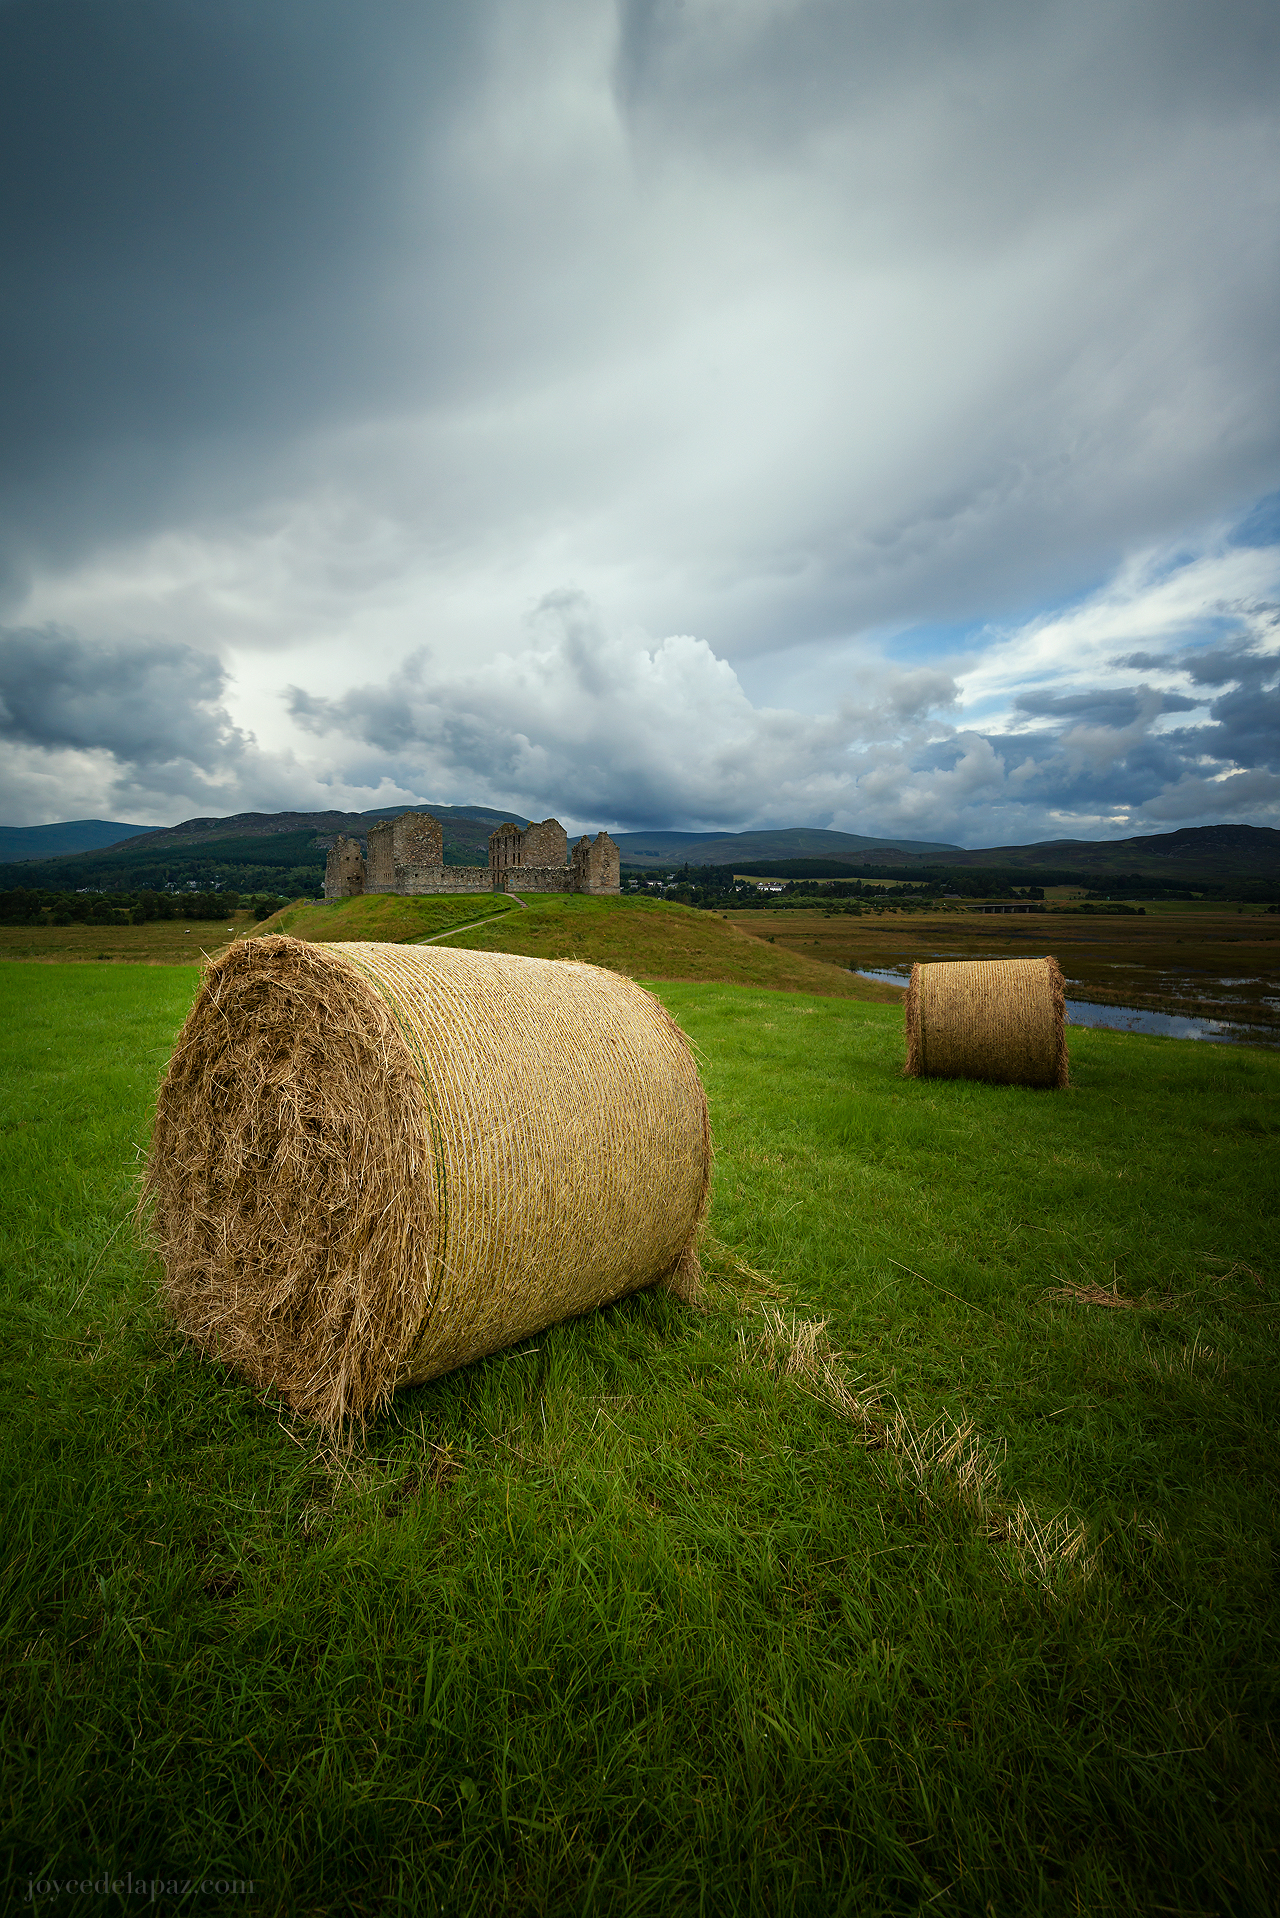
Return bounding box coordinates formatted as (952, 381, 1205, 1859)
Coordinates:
(742, 1302, 1096, 1592)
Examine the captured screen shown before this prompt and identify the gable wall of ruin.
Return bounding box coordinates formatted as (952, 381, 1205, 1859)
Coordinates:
(571, 831, 621, 895)
(324, 833, 367, 899)
(519, 818, 569, 867)
(365, 820, 395, 891)
(395, 812, 444, 867)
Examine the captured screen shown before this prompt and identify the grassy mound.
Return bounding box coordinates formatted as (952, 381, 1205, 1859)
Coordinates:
(440, 893, 899, 998)
(2, 961, 1277, 1912)
(247, 892, 514, 944)
(248, 890, 897, 999)
(0, 891, 899, 1000)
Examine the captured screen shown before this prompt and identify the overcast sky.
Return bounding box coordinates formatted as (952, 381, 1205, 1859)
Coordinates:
(1, 0, 1277, 846)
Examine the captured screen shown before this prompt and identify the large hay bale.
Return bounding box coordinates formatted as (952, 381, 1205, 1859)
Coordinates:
(143, 935, 710, 1429)
(903, 956, 1068, 1088)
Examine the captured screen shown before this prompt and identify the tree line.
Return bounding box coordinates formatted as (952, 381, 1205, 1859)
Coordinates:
(0, 887, 282, 926)
(622, 861, 1276, 906)
(622, 866, 1045, 908)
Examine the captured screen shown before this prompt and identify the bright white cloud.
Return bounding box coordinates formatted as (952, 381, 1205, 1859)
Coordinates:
(4, 522, 1278, 840)
(960, 538, 1280, 718)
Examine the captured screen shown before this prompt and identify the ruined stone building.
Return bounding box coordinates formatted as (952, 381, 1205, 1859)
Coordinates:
(571, 831, 621, 894)
(489, 816, 570, 877)
(324, 811, 621, 901)
(367, 811, 443, 890)
(326, 833, 367, 899)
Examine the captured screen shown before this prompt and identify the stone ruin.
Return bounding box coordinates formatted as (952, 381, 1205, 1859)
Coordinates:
(571, 830, 621, 895)
(324, 811, 621, 902)
(326, 834, 367, 899)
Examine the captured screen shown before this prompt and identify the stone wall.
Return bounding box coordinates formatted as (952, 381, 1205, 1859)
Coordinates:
(488, 822, 524, 875)
(495, 866, 575, 894)
(519, 817, 569, 867)
(366, 820, 395, 891)
(395, 865, 493, 895)
(397, 812, 445, 867)
(325, 833, 366, 899)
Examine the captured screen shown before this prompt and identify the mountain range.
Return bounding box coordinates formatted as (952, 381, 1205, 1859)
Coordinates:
(610, 827, 961, 866)
(0, 804, 518, 864)
(1, 810, 1277, 891)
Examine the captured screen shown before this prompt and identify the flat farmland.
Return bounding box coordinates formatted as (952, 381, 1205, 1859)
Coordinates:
(0, 895, 517, 964)
(726, 904, 1280, 1032)
(0, 912, 252, 965)
(7, 899, 1278, 1034)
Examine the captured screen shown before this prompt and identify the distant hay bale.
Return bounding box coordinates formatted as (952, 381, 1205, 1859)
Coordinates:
(142, 935, 710, 1431)
(903, 957, 1068, 1088)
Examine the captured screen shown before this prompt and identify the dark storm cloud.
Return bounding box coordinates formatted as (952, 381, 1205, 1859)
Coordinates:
(1108, 634, 1280, 770)
(1182, 637, 1280, 687)
(1111, 653, 1167, 672)
(288, 657, 519, 775)
(1014, 688, 1199, 727)
(1182, 645, 1280, 773)
(4, 0, 1274, 595)
(614, 1, 1280, 215)
(0, 0, 480, 570)
(0, 623, 249, 768)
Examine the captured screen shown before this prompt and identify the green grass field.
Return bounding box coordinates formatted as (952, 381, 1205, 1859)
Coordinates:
(2, 960, 1278, 1915)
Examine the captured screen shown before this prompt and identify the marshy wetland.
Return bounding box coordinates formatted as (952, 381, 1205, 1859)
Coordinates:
(726, 901, 1280, 1045)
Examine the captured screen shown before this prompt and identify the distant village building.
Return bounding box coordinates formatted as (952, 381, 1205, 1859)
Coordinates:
(324, 811, 621, 902)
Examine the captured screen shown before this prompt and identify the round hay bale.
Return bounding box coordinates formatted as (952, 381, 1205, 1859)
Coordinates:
(142, 935, 711, 1430)
(903, 956, 1068, 1088)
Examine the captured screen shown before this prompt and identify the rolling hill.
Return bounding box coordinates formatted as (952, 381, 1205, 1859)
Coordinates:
(0, 803, 532, 893)
(4, 806, 1277, 896)
(110, 800, 524, 853)
(613, 827, 961, 867)
(646, 824, 1280, 887)
(0, 819, 149, 860)
(945, 823, 1280, 881)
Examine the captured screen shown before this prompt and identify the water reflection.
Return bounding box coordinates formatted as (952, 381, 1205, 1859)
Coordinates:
(1061, 999, 1276, 1046)
(850, 968, 1278, 1049)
